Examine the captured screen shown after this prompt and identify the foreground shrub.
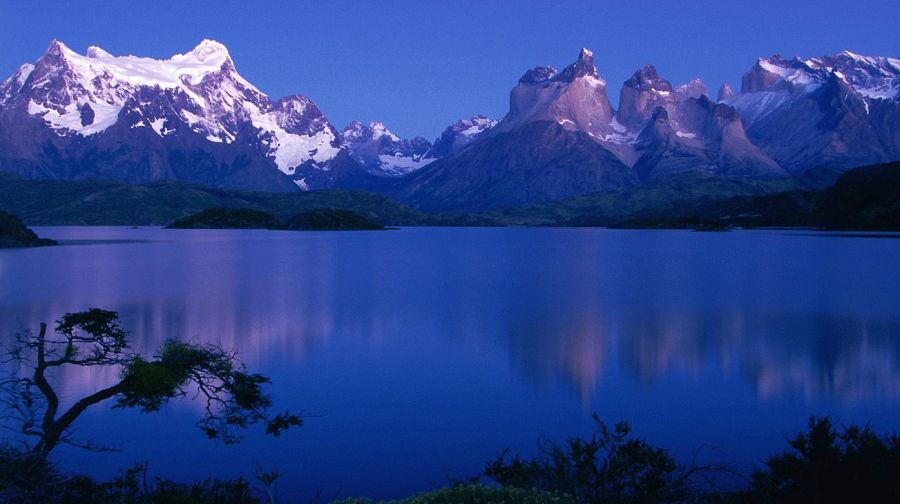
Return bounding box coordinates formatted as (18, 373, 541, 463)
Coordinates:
(0, 446, 262, 504)
(334, 483, 577, 504)
(751, 417, 900, 503)
(0, 445, 102, 503)
(483, 414, 723, 503)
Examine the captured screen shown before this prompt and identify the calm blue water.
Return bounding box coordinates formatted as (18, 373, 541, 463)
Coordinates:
(1, 227, 899, 499)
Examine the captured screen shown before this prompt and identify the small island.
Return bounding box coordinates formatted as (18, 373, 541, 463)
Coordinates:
(279, 208, 385, 231)
(610, 217, 734, 232)
(166, 207, 385, 231)
(166, 208, 279, 229)
(0, 211, 58, 248)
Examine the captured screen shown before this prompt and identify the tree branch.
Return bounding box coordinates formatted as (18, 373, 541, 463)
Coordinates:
(32, 324, 59, 436)
(54, 382, 126, 435)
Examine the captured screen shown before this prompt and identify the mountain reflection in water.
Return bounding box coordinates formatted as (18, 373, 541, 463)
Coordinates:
(0, 226, 898, 499)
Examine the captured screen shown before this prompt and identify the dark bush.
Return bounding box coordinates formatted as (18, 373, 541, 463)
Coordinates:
(0, 447, 262, 504)
(751, 417, 900, 503)
(484, 414, 720, 503)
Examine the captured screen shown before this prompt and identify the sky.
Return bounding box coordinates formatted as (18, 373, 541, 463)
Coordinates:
(1, 0, 897, 140)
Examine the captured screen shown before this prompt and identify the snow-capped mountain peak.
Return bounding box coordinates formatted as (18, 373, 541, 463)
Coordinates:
(2, 43, 897, 201)
(0, 63, 34, 101)
(721, 49, 900, 175)
(727, 49, 900, 130)
(430, 115, 497, 157)
(740, 51, 900, 99)
(85, 45, 112, 59)
(185, 39, 231, 63)
(340, 121, 402, 148)
(805, 51, 900, 100)
(741, 55, 817, 94)
(44, 39, 69, 56)
(339, 120, 435, 176)
(456, 115, 497, 137)
(1, 39, 340, 175)
(30, 38, 244, 94)
(369, 121, 401, 142)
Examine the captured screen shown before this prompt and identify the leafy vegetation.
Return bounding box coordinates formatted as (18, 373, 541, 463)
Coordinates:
(0, 309, 300, 458)
(2, 408, 898, 502)
(485, 172, 794, 226)
(485, 162, 900, 230)
(3, 162, 897, 230)
(0, 448, 265, 503)
(166, 208, 280, 229)
(335, 415, 900, 503)
(279, 208, 385, 230)
(605, 162, 900, 230)
(0, 175, 439, 227)
(751, 417, 900, 503)
(334, 484, 577, 504)
(0, 211, 57, 248)
(166, 207, 386, 231)
(814, 162, 900, 230)
(482, 414, 724, 503)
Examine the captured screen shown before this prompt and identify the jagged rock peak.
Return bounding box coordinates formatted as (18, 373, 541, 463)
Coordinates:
(717, 84, 734, 101)
(34, 39, 78, 69)
(45, 39, 69, 56)
(369, 120, 400, 140)
(337, 120, 435, 176)
(617, 65, 677, 128)
(518, 66, 558, 85)
(276, 94, 312, 112)
(677, 78, 708, 99)
(441, 115, 497, 136)
(554, 47, 601, 83)
(341, 121, 368, 145)
(430, 115, 497, 157)
(624, 65, 673, 92)
(578, 48, 594, 66)
(340, 120, 402, 147)
(741, 54, 812, 93)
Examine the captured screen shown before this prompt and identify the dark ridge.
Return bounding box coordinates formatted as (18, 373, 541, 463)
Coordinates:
(0, 210, 57, 248)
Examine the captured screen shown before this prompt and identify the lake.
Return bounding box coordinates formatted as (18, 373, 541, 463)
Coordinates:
(1, 226, 899, 499)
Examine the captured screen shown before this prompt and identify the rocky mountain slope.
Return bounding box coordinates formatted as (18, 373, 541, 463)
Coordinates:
(722, 51, 900, 182)
(0, 40, 342, 190)
(0, 41, 897, 212)
(0, 40, 470, 192)
(393, 49, 793, 210)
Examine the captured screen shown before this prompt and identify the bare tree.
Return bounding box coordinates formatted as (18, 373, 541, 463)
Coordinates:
(0, 308, 301, 458)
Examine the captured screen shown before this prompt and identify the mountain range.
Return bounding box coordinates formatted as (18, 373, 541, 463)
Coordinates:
(0, 40, 897, 211)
